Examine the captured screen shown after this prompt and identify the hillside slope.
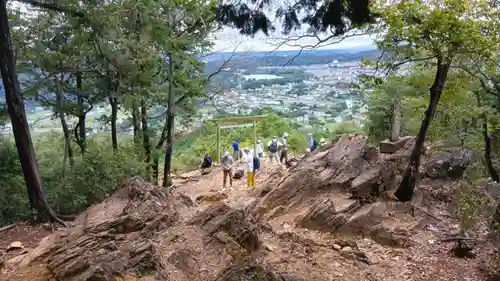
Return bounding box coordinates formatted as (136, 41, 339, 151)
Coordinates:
(0, 134, 495, 281)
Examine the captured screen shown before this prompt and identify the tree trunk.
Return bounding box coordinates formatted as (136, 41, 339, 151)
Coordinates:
(394, 61, 451, 202)
(390, 100, 401, 142)
(141, 99, 151, 179)
(62, 135, 69, 178)
(475, 91, 499, 182)
(109, 96, 118, 151)
(57, 100, 73, 166)
(56, 73, 73, 167)
(163, 115, 175, 187)
(152, 117, 170, 184)
(75, 71, 86, 155)
(163, 53, 175, 187)
(0, 2, 64, 225)
(132, 100, 141, 144)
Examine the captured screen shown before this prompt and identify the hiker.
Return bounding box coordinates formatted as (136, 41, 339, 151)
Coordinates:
(200, 153, 212, 175)
(232, 140, 239, 161)
(246, 149, 258, 188)
(319, 138, 327, 147)
(240, 147, 249, 161)
(221, 151, 234, 190)
(308, 133, 318, 152)
(280, 133, 289, 164)
(267, 136, 281, 164)
(256, 140, 264, 158)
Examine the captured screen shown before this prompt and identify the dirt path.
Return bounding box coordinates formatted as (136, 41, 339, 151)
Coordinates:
(0, 222, 53, 280)
(172, 157, 284, 209)
(0, 222, 52, 251)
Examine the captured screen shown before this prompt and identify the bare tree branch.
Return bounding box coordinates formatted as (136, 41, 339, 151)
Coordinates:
(15, 0, 85, 17)
(266, 28, 374, 66)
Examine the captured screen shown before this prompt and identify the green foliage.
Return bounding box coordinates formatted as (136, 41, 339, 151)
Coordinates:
(362, 69, 483, 148)
(363, 0, 498, 148)
(0, 138, 31, 224)
(455, 183, 489, 233)
(215, 0, 375, 36)
(170, 112, 362, 173)
(0, 135, 148, 225)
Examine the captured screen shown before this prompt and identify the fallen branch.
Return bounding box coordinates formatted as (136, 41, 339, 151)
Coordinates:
(0, 222, 18, 233)
(439, 237, 486, 242)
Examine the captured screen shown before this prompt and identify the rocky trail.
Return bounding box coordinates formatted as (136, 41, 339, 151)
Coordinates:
(0, 134, 497, 281)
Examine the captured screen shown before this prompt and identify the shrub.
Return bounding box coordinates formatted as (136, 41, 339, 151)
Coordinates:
(0, 134, 148, 226)
(0, 138, 31, 225)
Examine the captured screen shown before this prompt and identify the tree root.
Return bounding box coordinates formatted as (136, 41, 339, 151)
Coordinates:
(56, 214, 77, 221)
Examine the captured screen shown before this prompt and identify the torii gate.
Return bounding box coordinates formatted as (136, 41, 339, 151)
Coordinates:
(207, 115, 267, 163)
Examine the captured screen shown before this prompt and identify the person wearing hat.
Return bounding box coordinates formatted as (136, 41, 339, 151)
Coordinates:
(246, 149, 260, 188)
(221, 151, 234, 190)
(267, 136, 281, 164)
(308, 133, 318, 152)
(256, 140, 264, 158)
(319, 138, 327, 147)
(280, 132, 289, 164)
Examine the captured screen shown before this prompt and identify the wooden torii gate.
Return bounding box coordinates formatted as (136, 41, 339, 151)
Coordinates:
(207, 115, 267, 163)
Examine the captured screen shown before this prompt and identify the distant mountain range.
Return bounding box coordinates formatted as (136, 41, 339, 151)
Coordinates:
(201, 46, 378, 62)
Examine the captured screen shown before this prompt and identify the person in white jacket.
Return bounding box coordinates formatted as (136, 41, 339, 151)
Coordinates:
(280, 133, 289, 164)
(256, 140, 264, 158)
(246, 149, 259, 187)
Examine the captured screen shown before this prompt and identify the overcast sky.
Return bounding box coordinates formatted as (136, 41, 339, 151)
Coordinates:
(212, 27, 376, 52)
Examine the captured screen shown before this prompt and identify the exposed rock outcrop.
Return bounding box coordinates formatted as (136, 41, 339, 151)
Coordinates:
(424, 148, 473, 179)
(248, 134, 424, 247)
(249, 134, 411, 218)
(18, 179, 265, 281)
(37, 178, 178, 281)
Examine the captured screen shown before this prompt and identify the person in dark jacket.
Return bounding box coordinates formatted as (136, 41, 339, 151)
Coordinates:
(200, 153, 212, 174)
(232, 140, 239, 160)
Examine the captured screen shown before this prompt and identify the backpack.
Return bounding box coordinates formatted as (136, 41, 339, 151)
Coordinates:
(268, 140, 278, 153)
(206, 156, 212, 166)
(253, 157, 260, 170)
(311, 139, 318, 151)
(233, 169, 244, 179)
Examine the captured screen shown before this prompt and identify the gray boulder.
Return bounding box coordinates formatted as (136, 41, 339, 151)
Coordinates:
(424, 148, 473, 179)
